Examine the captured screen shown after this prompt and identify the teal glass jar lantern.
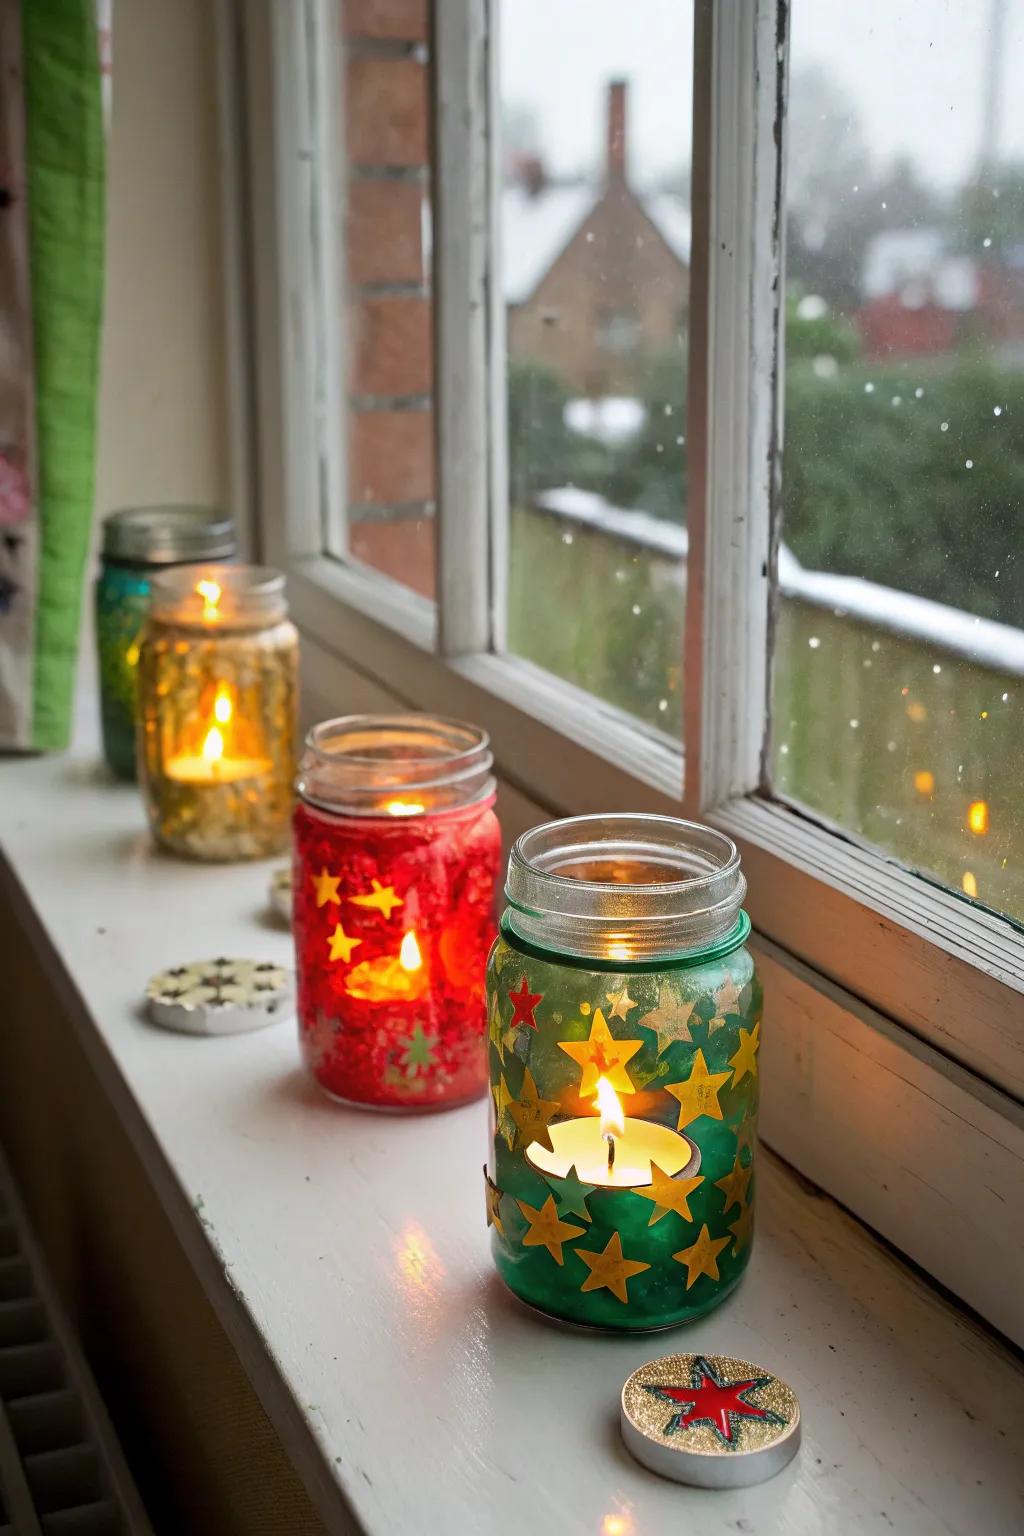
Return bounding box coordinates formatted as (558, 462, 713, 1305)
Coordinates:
(486, 815, 760, 1332)
(94, 506, 236, 779)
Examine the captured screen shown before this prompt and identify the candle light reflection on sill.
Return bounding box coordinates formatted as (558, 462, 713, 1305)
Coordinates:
(392, 1221, 447, 1329)
(601, 1512, 634, 1536)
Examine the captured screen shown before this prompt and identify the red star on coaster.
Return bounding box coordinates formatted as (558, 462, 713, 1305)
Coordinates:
(645, 1355, 783, 1447)
(508, 975, 543, 1030)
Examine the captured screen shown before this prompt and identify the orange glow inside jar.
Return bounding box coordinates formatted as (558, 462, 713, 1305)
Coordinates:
(293, 714, 501, 1109)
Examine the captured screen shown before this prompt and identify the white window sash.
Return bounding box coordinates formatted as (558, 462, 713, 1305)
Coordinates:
(230, 0, 1024, 1335)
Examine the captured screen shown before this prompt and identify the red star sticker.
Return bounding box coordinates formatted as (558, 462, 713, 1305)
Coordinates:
(508, 975, 543, 1030)
(646, 1356, 782, 1446)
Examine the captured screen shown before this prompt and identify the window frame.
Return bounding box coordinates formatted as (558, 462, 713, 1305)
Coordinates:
(233, 0, 1024, 1330)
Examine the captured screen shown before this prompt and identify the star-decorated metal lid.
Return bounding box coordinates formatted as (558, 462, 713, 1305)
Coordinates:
(620, 1353, 800, 1489)
(146, 958, 293, 1036)
(269, 865, 292, 924)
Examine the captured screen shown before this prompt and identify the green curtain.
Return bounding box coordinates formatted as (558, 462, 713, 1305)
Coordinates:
(1, 0, 105, 750)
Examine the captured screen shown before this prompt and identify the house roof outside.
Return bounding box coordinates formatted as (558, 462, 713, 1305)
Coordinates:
(501, 182, 691, 306)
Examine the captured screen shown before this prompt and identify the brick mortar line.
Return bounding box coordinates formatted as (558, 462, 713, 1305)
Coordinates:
(349, 501, 436, 523)
(352, 281, 430, 299)
(349, 165, 429, 184)
(349, 394, 432, 413)
(346, 38, 429, 63)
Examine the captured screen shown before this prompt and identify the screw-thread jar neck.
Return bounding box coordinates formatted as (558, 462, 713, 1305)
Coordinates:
(149, 564, 287, 629)
(296, 714, 496, 818)
(504, 814, 747, 963)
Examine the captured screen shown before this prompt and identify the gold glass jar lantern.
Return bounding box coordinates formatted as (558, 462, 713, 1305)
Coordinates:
(137, 565, 299, 860)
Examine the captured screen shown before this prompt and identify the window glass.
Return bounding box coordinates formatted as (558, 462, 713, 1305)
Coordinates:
(499, 2, 693, 738)
(339, 8, 435, 597)
(774, 0, 1024, 918)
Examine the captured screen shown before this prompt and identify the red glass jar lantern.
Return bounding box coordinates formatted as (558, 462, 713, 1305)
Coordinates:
(293, 715, 502, 1110)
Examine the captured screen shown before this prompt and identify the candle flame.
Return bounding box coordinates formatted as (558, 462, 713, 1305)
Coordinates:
(197, 579, 222, 620)
(213, 686, 233, 725)
(202, 725, 225, 762)
(596, 1076, 624, 1140)
(967, 799, 989, 836)
(399, 930, 422, 972)
(386, 799, 426, 817)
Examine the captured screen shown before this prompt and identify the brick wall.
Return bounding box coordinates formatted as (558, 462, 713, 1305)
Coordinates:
(342, 0, 436, 598)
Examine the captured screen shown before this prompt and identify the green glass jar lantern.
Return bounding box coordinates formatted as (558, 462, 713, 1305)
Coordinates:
(94, 506, 236, 780)
(486, 815, 760, 1332)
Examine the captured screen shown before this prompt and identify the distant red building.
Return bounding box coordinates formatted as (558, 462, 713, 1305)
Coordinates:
(856, 227, 1024, 364)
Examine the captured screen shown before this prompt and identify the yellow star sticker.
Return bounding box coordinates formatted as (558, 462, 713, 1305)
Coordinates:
(349, 879, 404, 918)
(312, 866, 341, 907)
(715, 1154, 753, 1215)
(673, 1223, 731, 1290)
(484, 1170, 506, 1237)
(487, 1003, 505, 1064)
(641, 984, 697, 1056)
(492, 1074, 515, 1149)
(577, 1231, 651, 1304)
(664, 1049, 731, 1130)
(728, 1021, 760, 1086)
(507, 1068, 560, 1153)
(327, 921, 361, 963)
(735, 1115, 757, 1162)
(715, 976, 743, 1015)
(557, 1008, 643, 1097)
(516, 1195, 585, 1265)
(605, 984, 638, 1020)
(728, 1200, 754, 1255)
(634, 1162, 704, 1226)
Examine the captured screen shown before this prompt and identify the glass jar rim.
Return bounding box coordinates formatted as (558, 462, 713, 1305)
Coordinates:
(149, 563, 287, 627)
(505, 813, 747, 961)
(101, 506, 236, 565)
(297, 713, 496, 816)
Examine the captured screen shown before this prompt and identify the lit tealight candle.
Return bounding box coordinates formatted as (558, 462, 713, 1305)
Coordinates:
(526, 1077, 698, 1188)
(165, 687, 272, 784)
(345, 929, 428, 1002)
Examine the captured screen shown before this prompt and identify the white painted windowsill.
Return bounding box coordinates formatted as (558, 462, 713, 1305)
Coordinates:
(1, 707, 1022, 1536)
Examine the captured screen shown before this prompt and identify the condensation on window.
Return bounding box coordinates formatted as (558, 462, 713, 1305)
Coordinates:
(773, 0, 1024, 920)
(499, 2, 693, 739)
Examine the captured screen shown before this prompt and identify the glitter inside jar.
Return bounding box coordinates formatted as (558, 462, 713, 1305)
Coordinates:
(137, 564, 298, 860)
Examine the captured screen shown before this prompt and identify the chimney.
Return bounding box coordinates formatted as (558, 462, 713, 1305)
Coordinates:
(607, 79, 627, 182)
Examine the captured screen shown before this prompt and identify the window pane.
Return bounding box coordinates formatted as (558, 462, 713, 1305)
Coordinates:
(498, 2, 692, 738)
(774, 0, 1024, 919)
(338, 9, 435, 598)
